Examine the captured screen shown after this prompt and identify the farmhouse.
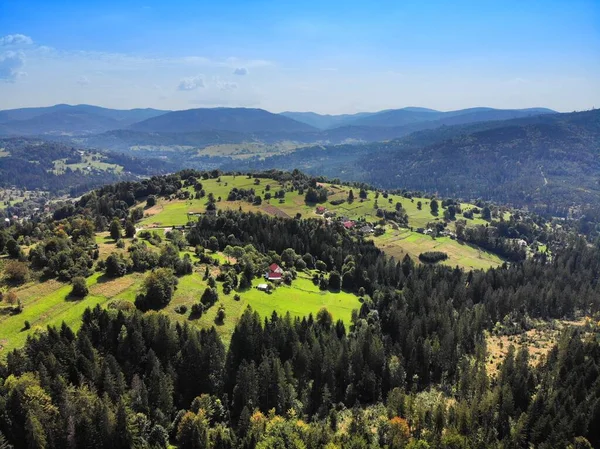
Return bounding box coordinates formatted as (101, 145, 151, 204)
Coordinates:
(257, 283, 269, 291)
(266, 263, 283, 280)
(315, 206, 327, 215)
(343, 220, 355, 229)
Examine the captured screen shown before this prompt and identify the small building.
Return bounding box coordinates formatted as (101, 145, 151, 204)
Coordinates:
(257, 283, 269, 291)
(343, 220, 355, 229)
(316, 206, 326, 215)
(266, 263, 283, 281)
(360, 225, 374, 234)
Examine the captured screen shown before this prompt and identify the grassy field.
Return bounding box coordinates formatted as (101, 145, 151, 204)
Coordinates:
(167, 271, 360, 344)
(0, 272, 144, 357)
(198, 141, 303, 160)
(0, 257, 360, 357)
(140, 175, 503, 270)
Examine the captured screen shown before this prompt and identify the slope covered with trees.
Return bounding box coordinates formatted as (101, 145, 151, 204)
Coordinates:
(0, 169, 599, 448)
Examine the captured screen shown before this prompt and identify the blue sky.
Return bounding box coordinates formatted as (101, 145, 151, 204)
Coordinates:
(0, 0, 598, 113)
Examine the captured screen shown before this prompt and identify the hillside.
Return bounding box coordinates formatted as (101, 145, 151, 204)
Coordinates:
(0, 137, 175, 194)
(0, 168, 598, 449)
(357, 109, 600, 212)
(0, 104, 168, 136)
(347, 107, 555, 128)
(129, 107, 317, 133)
(232, 109, 600, 214)
(280, 110, 379, 129)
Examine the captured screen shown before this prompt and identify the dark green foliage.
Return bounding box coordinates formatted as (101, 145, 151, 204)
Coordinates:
(105, 253, 128, 277)
(70, 276, 89, 297)
(109, 218, 122, 241)
(201, 287, 219, 309)
(418, 251, 448, 263)
(134, 268, 178, 311)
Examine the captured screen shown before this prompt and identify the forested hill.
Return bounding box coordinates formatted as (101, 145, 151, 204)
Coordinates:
(232, 109, 600, 215)
(357, 109, 600, 213)
(129, 107, 317, 133)
(0, 138, 175, 194)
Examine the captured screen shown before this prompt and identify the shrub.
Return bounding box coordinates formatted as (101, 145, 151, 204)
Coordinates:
(3, 260, 29, 285)
(23, 320, 31, 330)
(215, 304, 226, 324)
(71, 276, 89, 297)
(233, 294, 241, 301)
(174, 304, 188, 314)
(4, 290, 18, 305)
(190, 303, 204, 319)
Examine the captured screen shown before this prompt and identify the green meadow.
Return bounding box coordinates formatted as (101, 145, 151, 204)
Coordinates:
(140, 175, 503, 270)
(0, 258, 360, 357)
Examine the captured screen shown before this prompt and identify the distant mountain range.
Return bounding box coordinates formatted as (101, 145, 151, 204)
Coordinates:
(0, 104, 556, 143)
(129, 107, 317, 133)
(282, 107, 556, 129)
(0, 104, 168, 135)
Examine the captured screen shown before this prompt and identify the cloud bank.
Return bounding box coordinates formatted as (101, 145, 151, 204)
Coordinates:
(233, 67, 248, 76)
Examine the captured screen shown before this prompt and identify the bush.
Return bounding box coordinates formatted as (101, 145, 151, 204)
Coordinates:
(71, 276, 89, 297)
(23, 320, 31, 330)
(3, 260, 29, 285)
(174, 304, 188, 314)
(135, 268, 178, 311)
(200, 287, 219, 308)
(4, 290, 18, 305)
(190, 303, 204, 319)
(215, 304, 226, 324)
(418, 251, 449, 263)
(233, 294, 241, 301)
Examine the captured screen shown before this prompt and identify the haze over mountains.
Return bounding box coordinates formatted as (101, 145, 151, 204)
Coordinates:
(0, 103, 556, 142)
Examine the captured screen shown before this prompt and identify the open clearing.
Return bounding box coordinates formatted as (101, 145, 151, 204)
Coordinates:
(485, 318, 591, 377)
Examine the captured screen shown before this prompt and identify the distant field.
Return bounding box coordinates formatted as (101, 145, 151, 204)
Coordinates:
(52, 153, 123, 175)
(140, 175, 503, 270)
(198, 141, 303, 159)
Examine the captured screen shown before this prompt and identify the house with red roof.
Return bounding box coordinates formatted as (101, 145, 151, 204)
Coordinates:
(266, 263, 283, 281)
(343, 220, 355, 229)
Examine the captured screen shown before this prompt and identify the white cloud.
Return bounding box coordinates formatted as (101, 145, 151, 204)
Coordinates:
(77, 76, 90, 86)
(0, 34, 33, 46)
(233, 67, 248, 76)
(216, 80, 238, 91)
(0, 51, 25, 82)
(177, 75, 205, 91)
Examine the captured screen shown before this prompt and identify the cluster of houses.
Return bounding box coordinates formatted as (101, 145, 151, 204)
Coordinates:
(415, 227, 457, 239)
(315, 206, 377, 235)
